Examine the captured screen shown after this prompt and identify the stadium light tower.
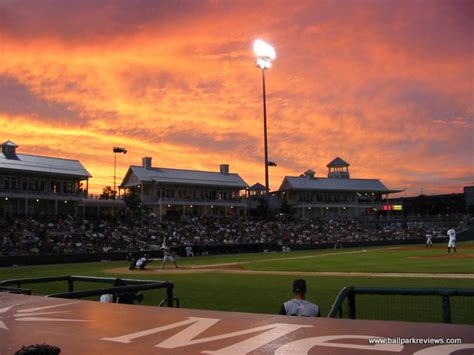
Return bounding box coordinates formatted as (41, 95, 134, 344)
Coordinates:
(253, 39, 276, 194)
(113, 147, 127, 199)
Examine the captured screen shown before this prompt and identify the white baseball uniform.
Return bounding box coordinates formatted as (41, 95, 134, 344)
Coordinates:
(447, 229, 456, 247)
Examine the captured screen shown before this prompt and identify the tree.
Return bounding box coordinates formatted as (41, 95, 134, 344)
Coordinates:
(100, 186, 116, 200)
(122, 189, 141, 215)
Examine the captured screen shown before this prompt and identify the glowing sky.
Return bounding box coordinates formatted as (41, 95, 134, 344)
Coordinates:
(1, 0, 472, 196)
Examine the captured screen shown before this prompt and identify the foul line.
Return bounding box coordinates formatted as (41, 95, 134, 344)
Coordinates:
(189, 247, 399, 269)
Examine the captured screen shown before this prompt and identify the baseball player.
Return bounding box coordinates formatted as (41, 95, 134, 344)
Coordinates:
(135, 255, 152, 270)
(278, 279, 320, 317)
(447, 228, 457, 253)
(185, 245, 194, 257)
(425, 234, 433, 248)
(162, 245, 178, 269)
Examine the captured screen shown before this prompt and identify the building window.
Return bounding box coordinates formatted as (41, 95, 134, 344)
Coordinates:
(51, 181, 58, 193)
(2, 176, 10, 189)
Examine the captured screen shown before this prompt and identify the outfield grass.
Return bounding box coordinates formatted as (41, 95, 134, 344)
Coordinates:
(244, 245, 474, 273)
(0, 242, 473, 324)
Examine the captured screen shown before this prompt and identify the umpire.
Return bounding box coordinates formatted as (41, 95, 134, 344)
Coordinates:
(278, 279, 320, 317)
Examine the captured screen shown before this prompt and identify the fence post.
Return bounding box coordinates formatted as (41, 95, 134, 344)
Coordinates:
(348, 291, 356, 319)
(442, 295, 451, 323)
(166, 283, 174, 307)
(68, 277, 74, 292)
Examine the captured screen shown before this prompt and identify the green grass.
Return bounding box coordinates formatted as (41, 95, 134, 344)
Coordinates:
(244, 245, 474, 273)
(1, 242, 473, 323)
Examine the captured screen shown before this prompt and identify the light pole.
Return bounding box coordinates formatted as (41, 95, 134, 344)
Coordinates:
(253, 39, 276, 194)
(113, 147, 127, 199)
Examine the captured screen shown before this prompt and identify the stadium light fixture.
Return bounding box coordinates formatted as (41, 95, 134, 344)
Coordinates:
(113, 146, 127, 199)
(253, 40, 276, 69)
(253, 39, 276, 195)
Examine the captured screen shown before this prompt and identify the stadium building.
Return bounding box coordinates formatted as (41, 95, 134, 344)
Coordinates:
(0, 140, 91, 216)
(277, 157, 402, 219)
(120, 157, 249, 218)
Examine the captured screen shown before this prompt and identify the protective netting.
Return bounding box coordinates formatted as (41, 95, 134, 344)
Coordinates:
(334, 293, 474, 324)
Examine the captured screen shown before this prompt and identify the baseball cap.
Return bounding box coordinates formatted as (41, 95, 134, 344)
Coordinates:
(293, 279, 307, 294)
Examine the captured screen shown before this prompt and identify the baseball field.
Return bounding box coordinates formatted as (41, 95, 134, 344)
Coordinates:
(1, 242, 473, 324)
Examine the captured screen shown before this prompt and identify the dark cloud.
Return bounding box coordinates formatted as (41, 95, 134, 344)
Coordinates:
(123, 70, 190, 98)
(0, 0, 255, 43)
(0, 75, 86, 124)
(166, 128, 259, 158)
(355, 78, 468, 123)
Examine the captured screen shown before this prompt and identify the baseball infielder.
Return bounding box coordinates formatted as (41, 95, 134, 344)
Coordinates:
(447, 228, 456, 253)
(185, 245, 194, 257)
(425, 234, 433, 248)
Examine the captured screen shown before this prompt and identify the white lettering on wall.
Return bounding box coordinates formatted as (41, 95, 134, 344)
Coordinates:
(102, 317, 220, 344)
(103, 316, 311, 354)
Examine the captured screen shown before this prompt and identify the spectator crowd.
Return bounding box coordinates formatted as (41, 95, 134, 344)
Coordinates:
(0, 215, 455, 256)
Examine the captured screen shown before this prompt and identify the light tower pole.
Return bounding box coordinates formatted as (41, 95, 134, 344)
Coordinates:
(253, 39, 276, 194)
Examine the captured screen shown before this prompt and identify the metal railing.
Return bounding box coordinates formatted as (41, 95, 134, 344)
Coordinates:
(0, 275, 178, 307)
(0, 286, 32, 295)
(142, 197, 246, 205)
(328, 286, 474, 323)
(0, 188, 87, 198)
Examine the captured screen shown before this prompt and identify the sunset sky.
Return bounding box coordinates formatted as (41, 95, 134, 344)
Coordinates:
(1, 0, 472, 196)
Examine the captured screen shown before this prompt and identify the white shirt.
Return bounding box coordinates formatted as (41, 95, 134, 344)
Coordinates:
(282, 299, 319, 317)
(135, 257, 147, 267)
(447, 229, 456, 241)
(100, 294, 114, 303)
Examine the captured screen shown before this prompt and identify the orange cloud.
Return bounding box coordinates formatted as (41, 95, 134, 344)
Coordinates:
(1, 0, 472, 196)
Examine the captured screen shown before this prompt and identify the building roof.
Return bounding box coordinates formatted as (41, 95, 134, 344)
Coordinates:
(120, 166, 248, 189)
(247, 182, 266, 191)
(1, 140, 18, 147)
(327, 157, 350, 168)
(279, 176, 401, 193)
(0, 152, 92, 178)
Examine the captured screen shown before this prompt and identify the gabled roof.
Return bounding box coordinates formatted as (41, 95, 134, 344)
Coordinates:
(279, 176, 401, 193)
(120, 166, 248, 189)
(327, 157, 350, 168)
(247, 182, 266, 191)
(1, 140, 18, 147)
(0, 153, 91, 178)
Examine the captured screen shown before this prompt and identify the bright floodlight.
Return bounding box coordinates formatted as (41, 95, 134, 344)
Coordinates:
(253, 40, 276, 60)
(254, 40, 276, 69)
(256, 57, 272, 69)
